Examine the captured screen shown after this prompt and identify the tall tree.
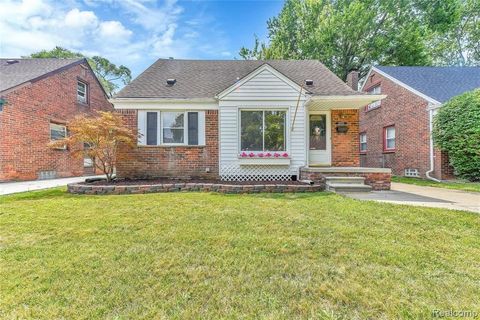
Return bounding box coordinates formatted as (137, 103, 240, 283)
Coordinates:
(240, 0, 477, 80)
(29, 46, 131, 97)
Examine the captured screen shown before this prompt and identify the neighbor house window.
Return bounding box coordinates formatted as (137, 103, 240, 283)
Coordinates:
(359, 132, 367, 153)
(50, 123, 67, 149)
(139, 111, 204, 146)
(384, 125, 395, 151)
(77, 80, 88, 104)
(240, 110, 286, 152)
(366, 85, 381, 111)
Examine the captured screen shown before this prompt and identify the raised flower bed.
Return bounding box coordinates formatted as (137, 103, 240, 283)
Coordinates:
(68, 178, 324, 195)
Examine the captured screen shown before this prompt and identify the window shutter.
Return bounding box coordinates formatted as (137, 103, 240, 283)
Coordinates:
(137, 111, 146, 145)
(198, 111, 205, 145)
(188, 112, 199, 145)
(146, 112, 158, 145)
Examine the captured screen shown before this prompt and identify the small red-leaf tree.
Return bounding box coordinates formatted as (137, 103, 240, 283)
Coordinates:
(49, 111, 137, 182)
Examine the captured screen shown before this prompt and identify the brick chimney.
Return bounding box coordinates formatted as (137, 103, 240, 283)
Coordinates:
(346, 70, 359, 91)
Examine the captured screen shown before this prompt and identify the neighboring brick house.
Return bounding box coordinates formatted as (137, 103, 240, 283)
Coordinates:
(360, 66, 480, 180)
(0, 58, 113, 181)
(112, 59, 391, 191)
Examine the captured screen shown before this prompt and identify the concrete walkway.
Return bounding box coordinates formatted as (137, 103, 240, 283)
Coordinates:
(343, 182, 480, 213)
(0, 176, 103, 195)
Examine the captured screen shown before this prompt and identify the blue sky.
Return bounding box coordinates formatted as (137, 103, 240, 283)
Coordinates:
(0, 0, 283, 77)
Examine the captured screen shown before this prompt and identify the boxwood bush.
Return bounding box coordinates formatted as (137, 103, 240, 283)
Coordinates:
(433, 89, 480, 181)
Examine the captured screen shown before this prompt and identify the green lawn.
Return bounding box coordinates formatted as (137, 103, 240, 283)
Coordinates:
(1, 188, 479, 319)
(392, 176, 480, 193)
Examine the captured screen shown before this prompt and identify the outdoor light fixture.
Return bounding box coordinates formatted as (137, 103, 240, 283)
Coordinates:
(335, 121, 348, 133)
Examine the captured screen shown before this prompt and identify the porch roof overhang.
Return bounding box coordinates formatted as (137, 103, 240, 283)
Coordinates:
(306, 94, 387, 110)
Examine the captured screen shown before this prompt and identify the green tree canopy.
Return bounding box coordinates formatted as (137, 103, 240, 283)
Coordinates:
(29, 46, 131, 97)
(432, 89, 480, 181)
(240, 0, 478, 80)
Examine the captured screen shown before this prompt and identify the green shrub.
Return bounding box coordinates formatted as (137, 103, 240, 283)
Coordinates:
(433, 89, 480, 181)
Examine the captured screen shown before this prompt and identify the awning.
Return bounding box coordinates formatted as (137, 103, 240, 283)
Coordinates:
(306, 94, 386, 110)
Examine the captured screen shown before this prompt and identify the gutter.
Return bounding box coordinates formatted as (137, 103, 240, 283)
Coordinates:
(426, 103, 442, 182)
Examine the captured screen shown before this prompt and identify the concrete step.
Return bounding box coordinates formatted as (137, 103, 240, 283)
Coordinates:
(325, 176, 365, 185)
(326, 182, 372, 193)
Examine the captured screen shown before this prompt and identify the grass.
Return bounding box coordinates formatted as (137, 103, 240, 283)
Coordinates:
(392, 176, 480, 193)
(1, 188, 479, 319)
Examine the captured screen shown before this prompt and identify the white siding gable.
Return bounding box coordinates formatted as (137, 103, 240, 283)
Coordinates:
(218, 65, 309, 180)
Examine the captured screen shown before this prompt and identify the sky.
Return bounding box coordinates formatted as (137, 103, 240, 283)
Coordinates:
(0, 0, 283, 77)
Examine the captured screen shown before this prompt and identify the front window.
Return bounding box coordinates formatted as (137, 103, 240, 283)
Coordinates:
(384, 126, 395, 151)
(162, 112, 184, 144)
(366, 85, 381, 111)
(77, 80, 88, 104)
(240, 110, 286, 152)
(359, 132, 367, 152)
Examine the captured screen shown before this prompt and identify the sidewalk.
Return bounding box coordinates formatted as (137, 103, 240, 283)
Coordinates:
(0, 175, 103, 195)
(343, 182, 480, 213)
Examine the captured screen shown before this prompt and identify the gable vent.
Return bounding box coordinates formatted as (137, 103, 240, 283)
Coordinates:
(166, 79, 176, 86)
(305, 79, 314, 86)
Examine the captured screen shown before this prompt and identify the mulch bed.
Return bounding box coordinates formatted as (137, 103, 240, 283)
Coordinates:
(90, 178, 310, 186)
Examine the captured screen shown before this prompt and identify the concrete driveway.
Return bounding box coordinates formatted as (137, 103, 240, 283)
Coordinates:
(343, 182, 480, 213)
(0, 176, 103, 195)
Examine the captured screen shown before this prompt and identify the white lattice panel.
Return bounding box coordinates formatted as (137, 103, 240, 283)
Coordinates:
(220, 165, 298, 181)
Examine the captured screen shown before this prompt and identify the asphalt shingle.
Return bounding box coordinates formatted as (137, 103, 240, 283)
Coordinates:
(375, 66, 480, 103)
(0, 58, 84, 92)
(115, 59, 360, 99)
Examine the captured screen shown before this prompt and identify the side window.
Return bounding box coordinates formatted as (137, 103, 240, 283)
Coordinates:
(77, 80, 88, 104)
(50, 123, 67, 149)
(359, 132, 367, 152)
(366, 85, 381, 111)
(384, 126, 395, 151)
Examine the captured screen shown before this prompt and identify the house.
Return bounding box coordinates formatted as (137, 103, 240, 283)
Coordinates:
(112, 59, 391, 191)
(0, 58, 113, 181)
(360, 66, 480, 180)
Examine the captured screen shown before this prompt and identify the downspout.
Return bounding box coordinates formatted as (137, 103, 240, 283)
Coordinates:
(426, 107, 441, 182)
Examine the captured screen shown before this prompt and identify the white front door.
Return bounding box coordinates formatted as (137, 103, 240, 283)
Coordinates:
(308, 111, 331, 165)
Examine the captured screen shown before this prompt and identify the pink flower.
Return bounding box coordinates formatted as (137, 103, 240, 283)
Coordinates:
(274, 152, 280, 158)
(240, 152, 248, 157)
(258, 153, 264, 157)
(249, 152, 255, 157)
(282, 152, 289, 158)
(265, 152, 272, 157)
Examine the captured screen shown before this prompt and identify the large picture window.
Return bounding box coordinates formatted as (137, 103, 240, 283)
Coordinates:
(240, 110, 286, 152)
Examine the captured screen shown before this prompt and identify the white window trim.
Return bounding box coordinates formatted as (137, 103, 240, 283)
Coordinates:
(384, 126, 396, 151)
(238, 108, 289, 153)
(77, 80, 88, 104)
(139, 110, 205, 147)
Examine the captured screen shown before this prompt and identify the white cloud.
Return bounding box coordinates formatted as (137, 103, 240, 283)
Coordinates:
(0, 0, 232, 77)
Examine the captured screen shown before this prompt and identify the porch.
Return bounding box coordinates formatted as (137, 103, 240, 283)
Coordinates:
(300, 166, 392, 191)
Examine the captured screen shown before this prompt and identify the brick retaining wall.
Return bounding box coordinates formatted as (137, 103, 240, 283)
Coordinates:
(299, 167, 391, 190)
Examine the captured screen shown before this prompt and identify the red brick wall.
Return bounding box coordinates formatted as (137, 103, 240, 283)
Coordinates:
(0, 63, 112, 181)
(360, 71, 446, 179)
(331, 109, 360, 166)
(116, 109, 219, 179)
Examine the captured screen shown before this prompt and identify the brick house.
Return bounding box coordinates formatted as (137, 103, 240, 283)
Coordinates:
(0, 58, 113, 181)
(360, 66, 480, 180)
(111, 59, 391, 191)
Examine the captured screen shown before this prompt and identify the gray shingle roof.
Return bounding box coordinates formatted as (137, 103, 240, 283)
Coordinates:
(115, 59, 361, 99)
(375, 66, 480, 103)
(0, 58, 84, 92)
